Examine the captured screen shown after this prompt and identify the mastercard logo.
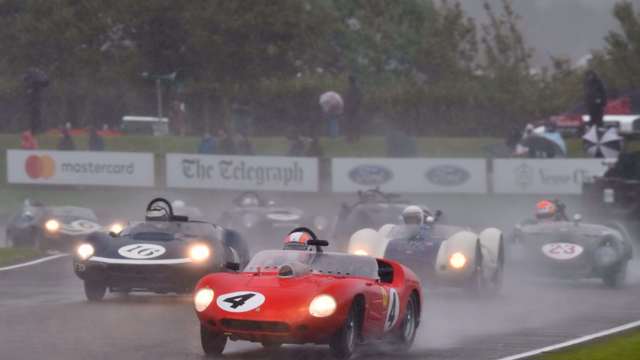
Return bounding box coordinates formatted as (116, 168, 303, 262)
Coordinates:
(25, 155, 56, 179)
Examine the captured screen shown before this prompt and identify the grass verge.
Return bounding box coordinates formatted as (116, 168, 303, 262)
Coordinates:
(0, 247, 42, 267)
(538, 330, 640, 360)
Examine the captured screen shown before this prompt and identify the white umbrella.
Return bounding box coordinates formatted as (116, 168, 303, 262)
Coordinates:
(582, 126, 623, 158)
(319, 91, 343, 115)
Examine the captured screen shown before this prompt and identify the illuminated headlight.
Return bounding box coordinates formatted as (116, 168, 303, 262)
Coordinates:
(603, 188, 615, 204)
(45, 219, 60, 233)
(109, 223, 124, 234)
(243, 213, 258, 228)
(353, 249, 368, 256)
(314, 216, 328, 231)
(449, 252, 467, 269)
(309, 294, 337, 318)
(194, 288, 215, 312)
(189, 244, 211, 262)
(77, 244, 95, 260)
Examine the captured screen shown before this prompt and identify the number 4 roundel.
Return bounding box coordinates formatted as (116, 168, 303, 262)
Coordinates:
(216, 291, 266, 313)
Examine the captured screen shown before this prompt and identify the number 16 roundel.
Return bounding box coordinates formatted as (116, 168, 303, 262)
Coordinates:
(216, 291, 266, 313)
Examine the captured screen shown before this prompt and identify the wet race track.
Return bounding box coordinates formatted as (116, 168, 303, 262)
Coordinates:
(2, 192, 640, 360)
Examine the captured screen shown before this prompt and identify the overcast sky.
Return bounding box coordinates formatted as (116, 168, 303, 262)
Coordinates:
(458, 0, 640, 65)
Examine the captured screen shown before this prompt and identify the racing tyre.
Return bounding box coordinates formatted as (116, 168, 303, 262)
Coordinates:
(84, 281, 106, 301)
(330, 300, 362, 360)
(391, 293, 419, 352)
(602, 261, 628, 288)
(200, 324, 227, 357)
(465, 243, 485, 296)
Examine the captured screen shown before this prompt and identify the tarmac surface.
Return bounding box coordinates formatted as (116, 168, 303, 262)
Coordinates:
(1, 192, 640, 359)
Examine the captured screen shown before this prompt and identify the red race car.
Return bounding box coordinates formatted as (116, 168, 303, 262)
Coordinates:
(193, 228, 423, 359)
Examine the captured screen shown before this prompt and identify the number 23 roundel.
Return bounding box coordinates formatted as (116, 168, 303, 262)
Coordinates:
(216, 291, 266, 313)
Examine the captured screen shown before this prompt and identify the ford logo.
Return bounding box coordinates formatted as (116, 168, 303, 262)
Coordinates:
(349, 165, 393, 186)
(425, 165, 470, 186)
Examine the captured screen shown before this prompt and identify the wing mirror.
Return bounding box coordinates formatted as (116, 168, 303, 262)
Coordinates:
(226, 262, 241, 271)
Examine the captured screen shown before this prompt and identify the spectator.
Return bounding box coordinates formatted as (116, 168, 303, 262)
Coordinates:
(584, 70, 607, 129)
(305, 136, 324, 157)
(197, 132, 216, 154)
(170, 100, 187, 135)
(88, 127, 105, 151)
(20, 130, 38, 150)
(235, 133, 254, 155)
(344, 75, 363, 142)
(217, 128, 236, 155)
(287, 134, 306, 156)
(57, 127, 76, 150)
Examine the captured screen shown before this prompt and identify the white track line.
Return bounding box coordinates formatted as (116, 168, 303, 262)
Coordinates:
(0, 254, 69, 272)
(495, 319, 640, 360)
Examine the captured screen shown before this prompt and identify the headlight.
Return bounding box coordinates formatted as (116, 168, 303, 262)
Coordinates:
(243, 213, 258, 228)
(314, 216, 328, 231)
(353, 249, 368, 256)
(309, 294, 337, 318)
(603, 188, 614, 204)
(189, 244, 211, 262)
(194, 288, 215, 312)
(109, 223, 124, 234)
(449, 252, 467, 269)
(77, 244, 95, 260)
(45, 219, 60, 233)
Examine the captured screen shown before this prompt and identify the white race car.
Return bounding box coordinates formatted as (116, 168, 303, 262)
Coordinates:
(348, 207, 505, 294)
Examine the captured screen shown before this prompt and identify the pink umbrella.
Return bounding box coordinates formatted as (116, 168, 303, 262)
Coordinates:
(319, 91, 344, 115)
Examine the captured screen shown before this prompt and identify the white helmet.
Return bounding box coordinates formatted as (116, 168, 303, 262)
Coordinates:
(172, 200, 186, 209)
(402, 206, 424, 225)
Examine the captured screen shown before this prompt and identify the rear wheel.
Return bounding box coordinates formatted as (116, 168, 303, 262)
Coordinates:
(200, 324, 227, 357)
(84, 281, 106, 301)
(391, 293, 419, 352)
(330, 300, 362, 360)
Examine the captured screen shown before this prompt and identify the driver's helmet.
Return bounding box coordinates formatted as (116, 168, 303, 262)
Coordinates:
(283, 231, 313, 250)
(536, 200, 557, 220)
(241, 195, 259, 207)
(402, 205, 424, 225)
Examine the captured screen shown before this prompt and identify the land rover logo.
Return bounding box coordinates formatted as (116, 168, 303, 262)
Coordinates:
(425, 165, 470, 186)
(118, 244, 166, 259)
(348, 165, 393, 186)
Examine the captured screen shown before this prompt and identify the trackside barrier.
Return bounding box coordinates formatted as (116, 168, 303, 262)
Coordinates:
(492, 159, 609, 194)
(165, 153, 319, 192)
(331, 158, 488, 194)
(6, 150, 155, 187)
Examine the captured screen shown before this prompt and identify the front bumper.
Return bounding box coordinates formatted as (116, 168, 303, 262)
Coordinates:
(198, 306, 347, 344)
(74, 258, 220, 292)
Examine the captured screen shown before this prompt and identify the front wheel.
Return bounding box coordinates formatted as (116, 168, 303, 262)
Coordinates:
(330, 301, 361, 360)
(201, 324, 227, 357)
(391, 293, 419, 352)
(84, 281, 106, 301)
(603, 261, 628, 288)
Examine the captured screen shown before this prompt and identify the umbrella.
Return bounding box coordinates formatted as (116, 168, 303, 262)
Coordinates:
(516, 125, 567, 158)
(319, 91, 343, 115)
(582, 126, 623, 159)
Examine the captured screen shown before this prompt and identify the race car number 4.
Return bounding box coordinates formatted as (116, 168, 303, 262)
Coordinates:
(541, 242, 583, 260)
(118, 244, 166, 259)
(216, 291, 266, 313)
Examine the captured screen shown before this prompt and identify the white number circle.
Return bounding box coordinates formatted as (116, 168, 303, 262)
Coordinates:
(384, 288, 400, 331)
(217, 291, 266, 313)
(118, 244, 166, 259)
(541, 242, 584, 260)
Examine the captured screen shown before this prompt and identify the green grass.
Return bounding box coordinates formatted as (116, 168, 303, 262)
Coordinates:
(538, 331, 640, 360)
(0, 248, 42, 267)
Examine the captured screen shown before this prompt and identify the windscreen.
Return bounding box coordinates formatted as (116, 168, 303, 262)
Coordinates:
(120, 221, 217, 241)
(244, 250, 378, 279)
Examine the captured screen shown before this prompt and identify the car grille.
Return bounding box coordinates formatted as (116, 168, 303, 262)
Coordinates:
(221, 319, 290, 333)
